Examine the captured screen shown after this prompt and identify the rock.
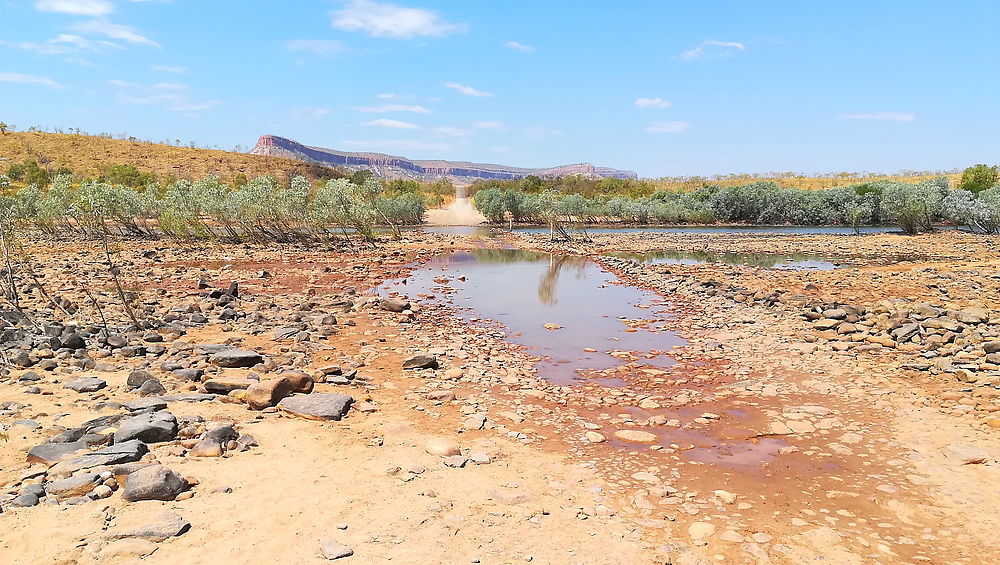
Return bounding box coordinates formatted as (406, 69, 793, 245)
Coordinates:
(320, 538, 354, 560)
(61, 333, 87, 350)
(245, 377, 294, 410)
(984, 341, 1000, 354)
(688, 522, 717, 540)
(713, 490, 737, 504)
(137, 379, 166, 396)
(114, 412, 178, 444)
(204, 378, 254, 394)
(614, 430, 659, 443)
(942, 444, 991, 465)
(425, 438, 461, 456)
(585, 431, 606, 443)
(99, 539, 159, 560)
(278, 371, 314, 393)
(27, 441, 90, 465)
(10, 493, 39, 507)
(543, 323, 563, 330)
(187, 439, 223, 458)
(402, 354, 438, 370)
(273, 327, 300, 340)
(124, 398, 168, 414)
(46, 473, 101, 498)
(122, 465, 189, 502)
(379, 297, 410, 313)
(426, 391, 456, 402)
(64, 377, 107, 393)
(126, 370, 157, 389)
(278, 393, 354, 421)
(209, 349, 263, 368)
(106, 511, 191, 541)
(443, 455, 468, 468)
(62, 440, 149, 473)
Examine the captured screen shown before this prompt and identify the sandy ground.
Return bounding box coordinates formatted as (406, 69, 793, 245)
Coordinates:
(2, 229, 999, 565)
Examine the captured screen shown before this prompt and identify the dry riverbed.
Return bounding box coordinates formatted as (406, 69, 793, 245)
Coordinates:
(1, 230, 998, 564)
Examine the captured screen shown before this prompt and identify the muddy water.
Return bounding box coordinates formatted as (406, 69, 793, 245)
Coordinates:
(378, 249, 685, 385)
(606, 249, 842, 270)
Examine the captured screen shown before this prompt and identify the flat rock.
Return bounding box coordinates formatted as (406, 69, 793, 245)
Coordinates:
(320, 538, 354, 560)
(124, 398, 168, 413)
(209, 349, 263, 368)
(278, 393, 354, 421)
(27, 441, 90, 465)
(46, 473, 100, 498)
(942, 444, 991, 465)
(425, 437, 461, 456)
(204, 378, 254, 394)
(64, 377, 107, 393)
(614, 430, 659, 443)
(61, 440, 149, 473)
(106, 511, 191, 542)
(402, 354, 438, 370)
(688, 522, 717, 540)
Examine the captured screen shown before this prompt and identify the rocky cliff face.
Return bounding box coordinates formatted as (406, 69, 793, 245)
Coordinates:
(250, 135, 638, 181)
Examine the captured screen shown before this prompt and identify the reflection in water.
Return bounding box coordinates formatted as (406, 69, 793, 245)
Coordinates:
(607, 250, 840, 270)
(377, 249, 684, 385)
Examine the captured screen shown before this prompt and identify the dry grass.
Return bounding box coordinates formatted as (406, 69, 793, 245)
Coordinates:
(651, 171, 961, 192)
(0, 132, 342, 184)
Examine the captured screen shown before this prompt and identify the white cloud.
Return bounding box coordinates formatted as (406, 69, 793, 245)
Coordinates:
(473, 120, 505, 129)
(362, 118, 420, 129)
(1, 34, 121, 55)
(840, 112, 916, 122)
(432, 126, 473, 137)
(112, 80, 217, 115)
(353, 103, 432, 114)
(286, 39, 346, 56)
(504, 40, 535, 53)
(646, 120, 690, 133)
(35, 0, 112, 16)
(0, 72, 62, 88)
(524, 126, 563, 139)
(444, 81, 493, 97)
(376, 93, 397, 99)
(153, 65, 187, 74)
(679, 40, 746, 61)
(342, 139, 454, 152)
(634, 97, 672, 109)
(72, 20, 159, 47)
(291, 106, 332, 119)
(331, 0, 467, 39)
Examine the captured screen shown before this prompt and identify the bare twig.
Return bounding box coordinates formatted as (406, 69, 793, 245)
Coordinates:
(98, 231, 141, 328)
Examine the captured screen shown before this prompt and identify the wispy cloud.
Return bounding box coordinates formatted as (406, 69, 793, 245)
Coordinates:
(504, 40, 535, 53)
(524, 126, 563, 139)
(152, 65, 188, 74)
(473, 120, 506, 129)
(432, 126, 473, 137)
(286, 39, 347, 56)
(353, 103, 432, 114)
(634, 97, 672, 109)
(646, 121, 690, 133)
(0, 34, 120, 55)
(342, 139, 454, 152)
(111, 80, 217, 116)
(0, 72, 63, 89)
(291, 106, 331, 119)
(840, 112, 916, 122)
(444, 81, 493, 97)
(72, 20, 159, 47)
(35, 0, 112, 16)
(362, 118, 420, 129)
(331, 0, 467, 39)
(679, 40, 746, 61)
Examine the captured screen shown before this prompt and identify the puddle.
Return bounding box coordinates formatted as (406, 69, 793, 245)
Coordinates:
(377, 249, 684, 385)
(606, 250, 841, 270)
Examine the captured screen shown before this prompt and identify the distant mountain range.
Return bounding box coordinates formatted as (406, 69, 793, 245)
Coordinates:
(249, 135, 637, 182)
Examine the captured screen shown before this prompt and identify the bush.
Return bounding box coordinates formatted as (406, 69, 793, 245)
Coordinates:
(958, 164, 998, 194)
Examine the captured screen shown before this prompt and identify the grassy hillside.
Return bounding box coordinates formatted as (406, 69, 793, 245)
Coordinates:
(0, 131, 343, 185)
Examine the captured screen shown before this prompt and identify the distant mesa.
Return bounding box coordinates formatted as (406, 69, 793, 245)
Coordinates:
(250, 135, 637, 182)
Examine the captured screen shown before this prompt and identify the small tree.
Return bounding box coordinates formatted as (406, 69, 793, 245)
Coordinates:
(958, 164, 998, 194)
(0, 122, 8, 134)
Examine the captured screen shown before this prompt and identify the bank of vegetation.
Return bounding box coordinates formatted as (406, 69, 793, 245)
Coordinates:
(471, 165, 1000, 234)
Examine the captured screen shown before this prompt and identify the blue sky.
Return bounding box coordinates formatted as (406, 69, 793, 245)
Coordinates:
(2, 0, 998, 177)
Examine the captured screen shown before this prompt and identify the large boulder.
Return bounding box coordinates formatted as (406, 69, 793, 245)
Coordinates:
(122, 465, 189, 502)
(114, 412, 178, 444)
(245, 377, 293, 410)
(209, 349, 263, 368)
(278, 371, 314, 393)
(277, 394, 354, 421)
(126, 370, 157, 389)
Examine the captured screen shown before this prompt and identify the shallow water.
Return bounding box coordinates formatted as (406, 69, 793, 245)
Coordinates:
(377, 249, 684, 385)
(606, 250, 841, 270)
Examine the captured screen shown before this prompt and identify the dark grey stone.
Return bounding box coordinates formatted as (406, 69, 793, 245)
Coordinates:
(209, 349, 262, 368)
(122, 465, 188, 502)
(402, 354, 438, 370)
(114, 412, 178, 444)
(278, 393, 354, 421)
(63, 440, 149, 472)
(63, 377, 106, 393)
